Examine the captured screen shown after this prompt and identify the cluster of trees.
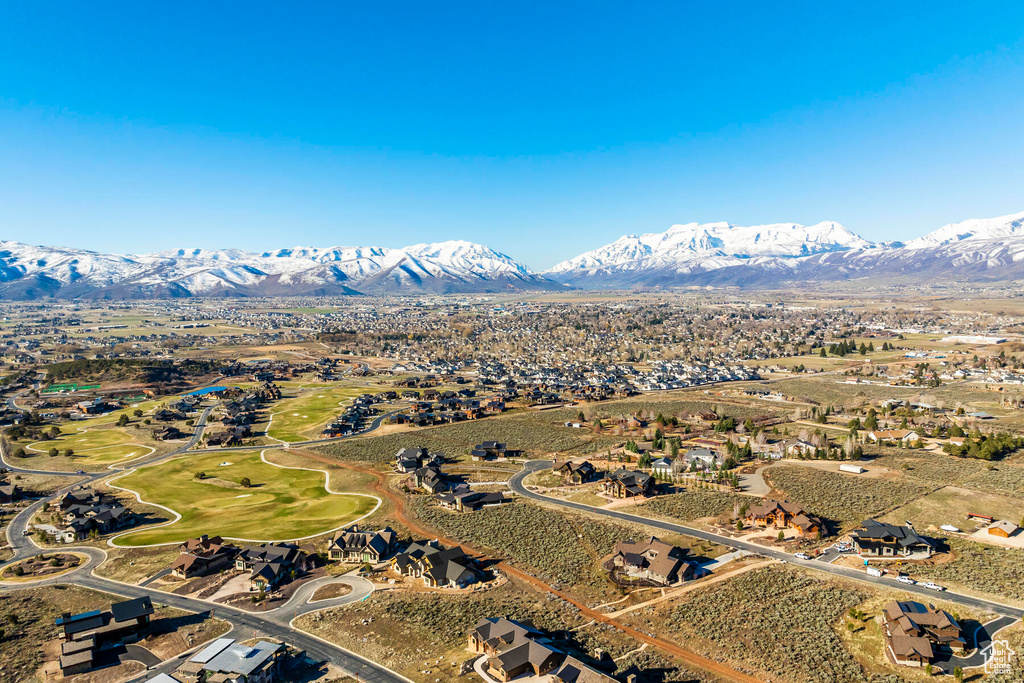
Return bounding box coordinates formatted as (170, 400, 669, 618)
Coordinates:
(944, 432, 1024, 461)
(820, 339, 875, 357)
(46, 358, 221, 383)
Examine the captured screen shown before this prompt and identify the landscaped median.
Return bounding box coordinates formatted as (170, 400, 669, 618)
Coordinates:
(106, 449, 380, 546)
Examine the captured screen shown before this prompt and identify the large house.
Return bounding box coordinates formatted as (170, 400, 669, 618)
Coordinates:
(413, 465, 449, 494)
(57, 596, 154, 676)
(882, 601, 965, 667)
(54, 489, 135, 541)
(436, 488, 509, 512)
(390, 540, 477, 589)
(554, 460, 598, 485)
(327, 526, 398, 564)
(610, 537, 697, 585)
(867, 429, 920, 444)
(176, 637, 283, 683)
(744, 500, 825, 538)
(170, 535, 238, 580)
(467, 618, 562, 682)
(234, 543, 307, 591)
(600, 469, 655, 498)
(394, 446, 443, 473)
(851, 520, 933, 559)
(471, 441, 522, 461)
(682, 448, 725, 471)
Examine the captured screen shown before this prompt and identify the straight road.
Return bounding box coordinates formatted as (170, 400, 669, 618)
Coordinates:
(509, 461, 1024, 621)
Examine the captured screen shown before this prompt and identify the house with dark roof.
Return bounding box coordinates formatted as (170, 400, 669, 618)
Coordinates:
(414, 465, 449, 494)
(436, 489, 509, 512)
(600, 469, 655, 498)
(610, 537, 696, 585)
(234, 543, 306, 591)
(327, 525, 398, 563)
(170, 535, 238, 580)
(471, 441, 522, 461)
(554, 460, 598, 485)
(882, 600, 965, 667)
(550, 656, 620, 683)
(467, 617, 563, 682)
(56, 596, 155, 676)
(390, 540, 477, 589)
(851, 520, 933, 559)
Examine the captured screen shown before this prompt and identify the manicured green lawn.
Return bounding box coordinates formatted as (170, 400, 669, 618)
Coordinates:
(111, 450, 377, 546)
(267, 386, 378, 442)
(28, 425, 156, 465)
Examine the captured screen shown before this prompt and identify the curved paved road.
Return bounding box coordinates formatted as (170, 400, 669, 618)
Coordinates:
(510, 461, 1024, 621)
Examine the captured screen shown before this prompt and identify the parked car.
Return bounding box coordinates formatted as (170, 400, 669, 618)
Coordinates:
(923, 582, 946, 591)
(794, 553, 811, 560)
(897, 576, 916, 585)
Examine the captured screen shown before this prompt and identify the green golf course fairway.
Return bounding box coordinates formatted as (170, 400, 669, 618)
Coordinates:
(111, 450, 378, 546)
(266, 385, 377, 442)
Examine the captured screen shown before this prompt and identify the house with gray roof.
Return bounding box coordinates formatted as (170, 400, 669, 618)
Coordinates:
(851, 520, 933, 559)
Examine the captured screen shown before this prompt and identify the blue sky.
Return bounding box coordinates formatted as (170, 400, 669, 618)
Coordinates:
(1, 2, 1023, 270)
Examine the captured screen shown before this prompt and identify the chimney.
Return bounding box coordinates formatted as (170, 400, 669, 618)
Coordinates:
(626, 675, 639, 683)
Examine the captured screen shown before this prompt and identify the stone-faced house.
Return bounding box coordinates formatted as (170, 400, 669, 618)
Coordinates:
(170, 535, 238, 580)
(554, 460, 598, 485)
(467, 617, 563, 682)
(390, 540, 477, 589)
(745, 500, 825, 538)
(57, 596, 154, 676)
(234, 543, 307, 591)
(327, 526, 398, 563)
(600, 469, 655, 498)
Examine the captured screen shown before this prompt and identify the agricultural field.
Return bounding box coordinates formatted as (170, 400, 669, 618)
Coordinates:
(0, 584, 229, 683)
(109, 449, 378, 546)
(627, 490, 749, 524)
(632, 565, 871, 683)
(294, 577, 712, 683)
(410, 498, 636, 597)
(762, 464, 933, 526)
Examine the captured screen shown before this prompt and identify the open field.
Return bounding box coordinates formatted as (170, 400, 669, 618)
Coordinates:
(626, 565, 869, 683)
(627, 490, 749, 524)
(294, 576, 712, 683)
(109, 450, 378, 546)
(880, 485, 1024, 534)
(909, 537, 1024, 603)
(763, 464, 934, 526)
(316, 409, 623, 463)
(410, 497, 636, 598)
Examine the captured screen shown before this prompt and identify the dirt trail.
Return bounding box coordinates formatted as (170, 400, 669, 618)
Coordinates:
(289, 448, 764, 683)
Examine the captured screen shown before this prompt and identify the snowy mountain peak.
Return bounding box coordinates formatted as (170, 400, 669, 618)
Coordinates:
(904, 210, 1024, 249)
(546, 220, 871, 273)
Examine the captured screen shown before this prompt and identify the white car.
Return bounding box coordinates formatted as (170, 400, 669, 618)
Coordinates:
(794, 553, 811, 560)
(922, 582, 946, 591)
(896, 576, 916, 585)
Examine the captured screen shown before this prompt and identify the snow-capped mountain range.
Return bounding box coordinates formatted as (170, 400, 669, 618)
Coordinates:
(0, 239, 560, 298)
(544, 211, 1024, 288)
(1, 211, 1022, 298)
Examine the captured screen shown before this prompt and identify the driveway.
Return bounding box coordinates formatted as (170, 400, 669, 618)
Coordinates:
(122, 644, 161, 667)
